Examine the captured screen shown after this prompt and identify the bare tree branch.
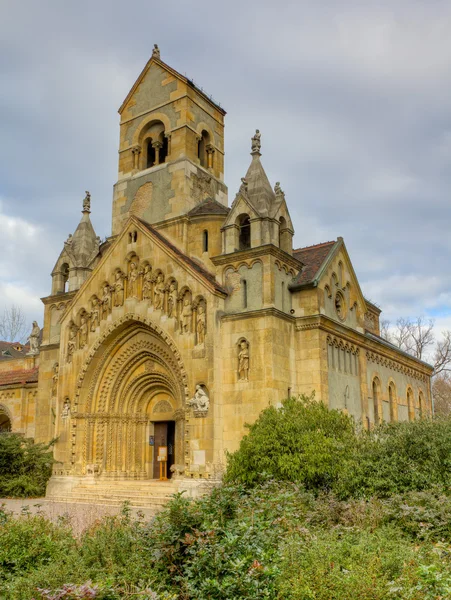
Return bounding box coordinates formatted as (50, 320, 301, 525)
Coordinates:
(433, 330, 451, 376)
(380, 319, 392, 342)
(409, 316, 435, 360)
(0, 305, 28, 343)
(432, 372, 451, 415)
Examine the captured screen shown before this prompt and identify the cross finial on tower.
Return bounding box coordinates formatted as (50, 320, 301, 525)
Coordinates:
(152, 44, 160, 59)
(251, 129, 261, 154)
(82, 191, 91, 213)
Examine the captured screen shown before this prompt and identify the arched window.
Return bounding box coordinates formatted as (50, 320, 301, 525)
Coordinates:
(372, 378, 380, 425)
(62, 263, 69, 293)
(388, 383, 396, 422)
(407, 388, 415, 421)
(238, 214, 251, 250)
(281, 281, 285, 312)
(419, 391, 425, 418)
(141, 120, 166, 169)
(198, 130, 210, 168)
(203, 230, 209, 253)
(242, 279, 248, 308)
(0, 408, 11, 432)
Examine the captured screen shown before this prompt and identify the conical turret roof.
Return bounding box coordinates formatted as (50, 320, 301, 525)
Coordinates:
(242, 130, 276, 217)
(68, 192, 99, 267)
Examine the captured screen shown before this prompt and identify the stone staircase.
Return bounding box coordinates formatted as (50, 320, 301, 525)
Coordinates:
(48, 479, 185, 512)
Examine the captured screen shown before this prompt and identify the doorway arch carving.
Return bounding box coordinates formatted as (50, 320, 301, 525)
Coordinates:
(72, 316, 189, 478)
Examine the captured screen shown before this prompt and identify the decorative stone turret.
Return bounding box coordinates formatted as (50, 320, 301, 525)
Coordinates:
(221, 131, 295, 254)
(51, 192, 101, 294)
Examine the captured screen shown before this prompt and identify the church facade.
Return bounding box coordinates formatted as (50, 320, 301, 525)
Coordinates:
(0, 47, 433, 498)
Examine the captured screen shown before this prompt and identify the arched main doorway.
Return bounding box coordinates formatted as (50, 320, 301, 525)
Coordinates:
(75, 319, 187, 480)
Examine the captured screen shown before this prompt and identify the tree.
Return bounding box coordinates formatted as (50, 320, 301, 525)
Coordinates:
(380, 316, 451, 373)
(0, 305, 28, 343)
(432, 373, 451, 416)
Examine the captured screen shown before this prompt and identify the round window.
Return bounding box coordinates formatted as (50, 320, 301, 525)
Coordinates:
(335, 291, 346, 320)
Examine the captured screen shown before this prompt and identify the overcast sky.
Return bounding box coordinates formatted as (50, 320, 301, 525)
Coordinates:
(1, 0, 450, 342)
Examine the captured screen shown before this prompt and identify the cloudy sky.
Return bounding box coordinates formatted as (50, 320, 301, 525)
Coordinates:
(1, 0, 450, 342)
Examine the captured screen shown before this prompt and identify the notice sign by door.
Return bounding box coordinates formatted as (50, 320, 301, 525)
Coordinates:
(157, 446, 168, 462)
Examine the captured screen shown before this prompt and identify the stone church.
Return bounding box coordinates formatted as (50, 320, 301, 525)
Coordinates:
(0, 46, 433, 502)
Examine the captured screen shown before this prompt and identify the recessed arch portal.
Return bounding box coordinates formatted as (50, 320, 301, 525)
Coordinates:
(0, 405, 12, 432)
(74, 316, 188, 479)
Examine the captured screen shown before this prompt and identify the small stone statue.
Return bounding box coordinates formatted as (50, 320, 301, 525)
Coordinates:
(274, 182, 285, 200)
(66, 323, 78, 363)
(154, 273, 165, 310)
(61, 398, 71, 419)
(239, 177, 249, 195)
(90, 296, 100, 331)
(27, 321, 40, 355)
(113, 271, 125, 307)
(168, 282, 178, 318)
(79, 315, 88, 349)
(251, 129, 261, 153)
(152, 43, 160, 59)
(83, 191, 91, 212)
(196, 304, 206, 345)
(189, 384, 210, 415)
(51, 363, 59, 397)
(142, 264, 153, 301)
(180, 295, 192, 334)
(128, 261, 138, 298)
(101, 284, 112, 319)
(238, 340, 250, 381)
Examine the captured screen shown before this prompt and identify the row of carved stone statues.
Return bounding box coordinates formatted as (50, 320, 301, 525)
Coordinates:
(66, 264, 207, 361)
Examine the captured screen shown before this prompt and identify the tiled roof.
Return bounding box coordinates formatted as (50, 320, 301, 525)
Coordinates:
(137, 218, 227, 295)
(0, 367, 39, 387)
(0, 341, 30, 361)
(291, 241, 337, 287)
(187, 198, 229, 217)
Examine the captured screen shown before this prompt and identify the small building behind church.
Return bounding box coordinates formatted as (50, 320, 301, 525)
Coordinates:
(0, 47, 433, 502)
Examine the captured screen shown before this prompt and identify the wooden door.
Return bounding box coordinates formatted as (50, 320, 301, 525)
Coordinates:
(153, 422, 168, 479)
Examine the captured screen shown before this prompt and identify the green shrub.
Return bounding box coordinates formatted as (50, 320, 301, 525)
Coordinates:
(0, 433, 55, 497)
(224, 394, 357, 489)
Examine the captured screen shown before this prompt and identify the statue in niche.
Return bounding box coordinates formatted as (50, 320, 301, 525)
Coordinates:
(128, 261, 138, 298)
(180, 295, 192, 334)
(101, 284, 112, 320)
(154, 273, 165, 310)
(189, 384, 210, 415)
(113, 271, 125, 307)
(61, 398, 71, 419)
(66, 324, 78, 363)
(168, 282, 178, 318)
(142, 264, 153, 301)
(51, 363, 59, 397)
(251, 129, 261, 153)
(27, 321, 41, 355)
(196, 304, 206, 345)
(238, 340, 250, 381)
(90, 297, 100, 331)
(79, 315, 88, 349)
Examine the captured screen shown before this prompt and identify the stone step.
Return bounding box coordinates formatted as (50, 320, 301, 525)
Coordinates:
(67, 492, 171, 502)
(49, 495, 170, 509)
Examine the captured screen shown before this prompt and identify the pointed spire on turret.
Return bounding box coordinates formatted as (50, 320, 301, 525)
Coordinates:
(239, 129, 276, 216)
(70, 191, 99, 266)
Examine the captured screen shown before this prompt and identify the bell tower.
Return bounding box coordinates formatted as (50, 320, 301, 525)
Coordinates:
(112, 45, 228, 236)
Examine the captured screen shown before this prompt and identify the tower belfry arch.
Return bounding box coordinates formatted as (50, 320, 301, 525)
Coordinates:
(72, 317, 188, 479)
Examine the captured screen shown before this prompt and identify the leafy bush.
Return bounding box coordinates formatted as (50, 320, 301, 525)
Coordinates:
(225, 394, 357, 489)
(0, 433, 55, 497)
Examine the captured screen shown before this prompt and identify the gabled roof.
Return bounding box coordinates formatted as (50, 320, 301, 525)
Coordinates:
(0, 341, 30, 361)
(0, 367, 39, 387)
(291, 241, 337, 287)
(119, 52, 226, 115)
(136, 218, 227, 295)
(187, 198, 229, 217)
